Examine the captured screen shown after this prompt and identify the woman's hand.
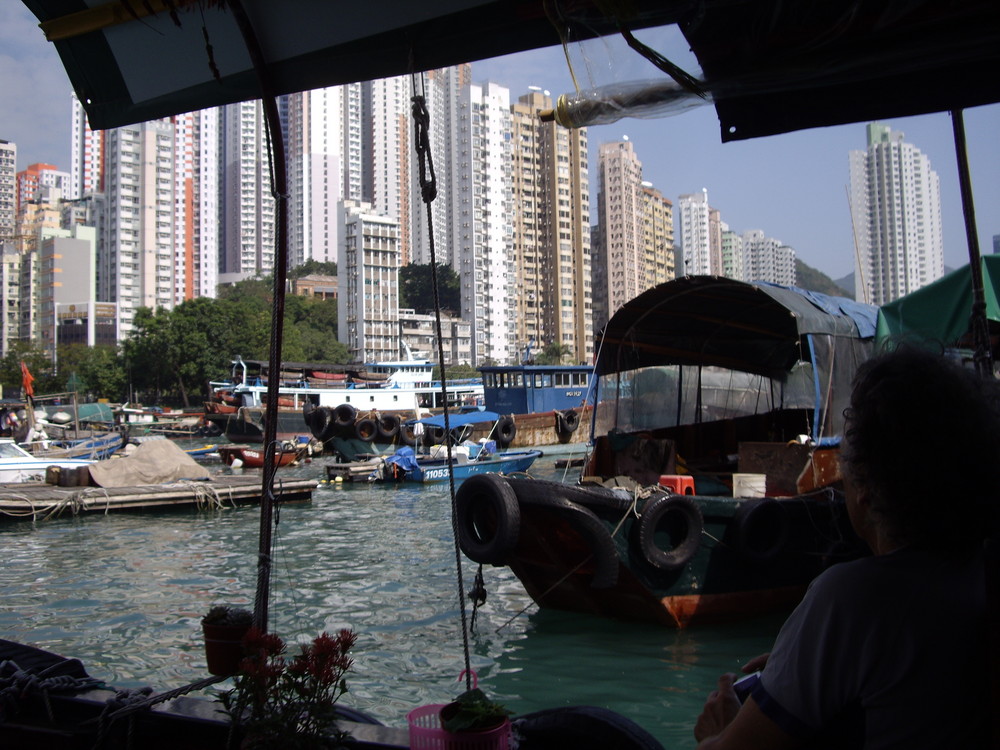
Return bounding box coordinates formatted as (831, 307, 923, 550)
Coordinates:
(694, 673, 742, 743)
(741, 653, 770, 673)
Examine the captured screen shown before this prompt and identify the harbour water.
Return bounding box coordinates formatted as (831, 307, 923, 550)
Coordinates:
(0, 447, 782, 748)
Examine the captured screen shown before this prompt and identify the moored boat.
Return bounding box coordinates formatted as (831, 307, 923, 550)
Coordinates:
(0, 438, 95, 484)
(478, 363, 595, 447)
(218, 439, 314, 469)
(456, 276, 878, 627)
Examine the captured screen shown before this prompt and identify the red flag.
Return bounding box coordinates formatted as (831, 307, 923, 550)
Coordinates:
(20, 361, 34, 399)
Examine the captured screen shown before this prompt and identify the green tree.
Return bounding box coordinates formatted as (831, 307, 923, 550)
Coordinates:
(399, 263, 460, 315)
(57, 344, 128, 401)
(536, 343, 573, 365)
(288, 259, 337, 279)
(0, 342, 56, 398)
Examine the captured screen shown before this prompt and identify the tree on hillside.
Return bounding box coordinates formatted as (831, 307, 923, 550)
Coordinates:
(399, 263, 460, 315)
(794, 259, 851, 297)
(288, 259, 337, 279)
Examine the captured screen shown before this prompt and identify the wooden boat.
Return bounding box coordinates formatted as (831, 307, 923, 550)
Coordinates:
(217, 442, 308, 469)
(455, 276, 879, 627)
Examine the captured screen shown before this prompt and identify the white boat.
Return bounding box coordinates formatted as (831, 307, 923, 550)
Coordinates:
(0, 438, 94, 484)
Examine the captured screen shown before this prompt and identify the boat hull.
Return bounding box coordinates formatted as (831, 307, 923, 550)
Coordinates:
(456, 476, 865, 627)
(217, 445, 304, 468)
(406, 450, 542, 483)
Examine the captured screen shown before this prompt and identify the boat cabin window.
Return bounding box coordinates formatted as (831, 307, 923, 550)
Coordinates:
(573, 372, 589, 386)
(0, 442, 30, 458)
(555, 372, 570, 387)
(511, 373, 524, 387)
(532, 374, 552, 388)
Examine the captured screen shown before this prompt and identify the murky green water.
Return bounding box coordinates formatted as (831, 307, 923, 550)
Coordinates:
(0, 448, 780, 748)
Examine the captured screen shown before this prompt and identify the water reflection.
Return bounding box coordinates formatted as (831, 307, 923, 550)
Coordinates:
(0, 452, 780, 749)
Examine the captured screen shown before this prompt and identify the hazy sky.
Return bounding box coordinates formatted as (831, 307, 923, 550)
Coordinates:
(3, 5, 997, 281)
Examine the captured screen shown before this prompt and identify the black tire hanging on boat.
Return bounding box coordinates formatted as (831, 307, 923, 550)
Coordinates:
(557, 409, 580, 436)
(309, 406, 335, 441)
(456, 473, 521, 564)
(333, 403, 358, 430)
(354, 417, 378, 442)
(733, 497, 789, 562)
(302, 400, 317, 427)
(398, 423, 417, 446)
(376, 414, 401, 442)
(634, 493, 703, 572)
(496, 415, 517, 448)
(425, 425, 447, 445)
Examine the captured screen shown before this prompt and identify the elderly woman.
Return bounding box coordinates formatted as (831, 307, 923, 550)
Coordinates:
(694, 346, 997, 749)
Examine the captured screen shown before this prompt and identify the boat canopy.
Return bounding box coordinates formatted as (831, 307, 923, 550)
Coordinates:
(876, 255, 1000, 350)
(24, 1, 1000, 139)
(596, 276, 877, 380)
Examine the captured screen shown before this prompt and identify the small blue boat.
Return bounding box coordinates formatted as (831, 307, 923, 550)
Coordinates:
(373, 411, 542, 483)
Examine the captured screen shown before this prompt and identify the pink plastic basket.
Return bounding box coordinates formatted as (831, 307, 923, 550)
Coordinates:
(407, 704, 511, 750)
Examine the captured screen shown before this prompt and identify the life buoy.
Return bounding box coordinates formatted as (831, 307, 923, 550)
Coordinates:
(354, 417, 378, 441)
(333, 403, 358, 430)
(633, 493, 703, 571)
(496, 416, 517, 448)
(732, 497, 789, 562)
(376, 414, 401, 442)
(556, 409, 580, 437)
(455, 473, 521, 564)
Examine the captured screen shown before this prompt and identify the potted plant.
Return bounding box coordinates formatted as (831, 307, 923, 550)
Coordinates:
(439, 687, 512, 734)
(202, 605, 253, 676)
(218, 626, 357, 749)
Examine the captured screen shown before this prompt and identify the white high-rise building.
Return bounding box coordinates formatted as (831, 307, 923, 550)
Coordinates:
(742, 230, 796, 286)
(0, 140, 15, 241)
(221, 100, 276, 278)
(677, 190, 713, 276)
(366, 76, 412, 262)
(720, 225, 744, 280)
(460, 81, 515, 365)
(192, 109, 220, 299)
(849, 122, 944, 305)
(337, 199, 400, 362)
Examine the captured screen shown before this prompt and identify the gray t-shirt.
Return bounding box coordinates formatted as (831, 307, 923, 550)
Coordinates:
(756, 547, 987, 748)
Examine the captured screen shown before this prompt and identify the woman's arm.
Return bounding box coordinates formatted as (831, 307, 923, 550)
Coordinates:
(695, 673, 801, 750)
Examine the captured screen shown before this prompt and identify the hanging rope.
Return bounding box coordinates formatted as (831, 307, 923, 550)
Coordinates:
(411, 72, 473, 690)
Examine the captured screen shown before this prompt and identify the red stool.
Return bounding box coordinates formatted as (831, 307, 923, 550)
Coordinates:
(658, 474, 695, 495)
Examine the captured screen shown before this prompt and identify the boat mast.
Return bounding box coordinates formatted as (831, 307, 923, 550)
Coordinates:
(230, 0, 287, 633)
(950, 110, 993, 379)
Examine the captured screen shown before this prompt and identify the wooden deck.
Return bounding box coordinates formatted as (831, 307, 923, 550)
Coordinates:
(0, 475, 317, 521)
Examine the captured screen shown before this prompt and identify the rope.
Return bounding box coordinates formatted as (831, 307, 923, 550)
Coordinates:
(0, 658, 104, 724)
(411, 72, 473, 690)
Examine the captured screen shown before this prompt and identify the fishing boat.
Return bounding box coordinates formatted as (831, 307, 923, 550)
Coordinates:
(204, 356, 483, 445)
(0, 438, 94, 484)
(478, 363, 595, 447)
(455, 276, 879, 627)
(217, 440, 313, 469)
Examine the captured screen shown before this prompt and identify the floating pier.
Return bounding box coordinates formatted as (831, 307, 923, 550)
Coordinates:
(0, 475, 317, 521)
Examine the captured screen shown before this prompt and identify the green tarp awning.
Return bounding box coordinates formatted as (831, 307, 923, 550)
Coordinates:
(876, 255, 1000, 348)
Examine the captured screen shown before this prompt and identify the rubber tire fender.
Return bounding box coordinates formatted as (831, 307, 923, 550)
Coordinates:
(518, 492, 619, 588)
(496, 415, 517, 448)
(455, 473, 521, 565)
(309, 406, 335, 441)
(333, 403, 358, 429)
(424, 425, 447, 445)
(354, 417, 378, 442)
(733, 497, 789, 562)
(513, 706, 664, 750)
(634, 493, 703, 572)
(557, 409, 580, 436)
(376, 414, 401, 442)
(398, 422, 417, 446)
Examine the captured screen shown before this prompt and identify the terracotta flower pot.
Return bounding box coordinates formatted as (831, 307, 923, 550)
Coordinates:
(202, 622, 251, 676)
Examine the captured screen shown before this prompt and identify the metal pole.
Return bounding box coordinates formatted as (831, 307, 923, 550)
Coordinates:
(950, 109, 992, 378)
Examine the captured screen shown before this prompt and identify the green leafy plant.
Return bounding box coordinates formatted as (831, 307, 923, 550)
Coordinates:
(440, 687, 512, 733)
(219, 627, 357, 749)
(202, 605, 253, 627)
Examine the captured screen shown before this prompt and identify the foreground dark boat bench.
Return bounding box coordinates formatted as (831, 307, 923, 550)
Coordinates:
(0, 475, 317, 521)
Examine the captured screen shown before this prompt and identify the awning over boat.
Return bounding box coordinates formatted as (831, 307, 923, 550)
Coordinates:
(411, 410, 499, 429)
(876, 255, 1000, 349)
(596, 276, 877, 379)
(22, 0, 1000, 138)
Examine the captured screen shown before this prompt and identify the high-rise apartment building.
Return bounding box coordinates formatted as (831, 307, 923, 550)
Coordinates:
(720, 225, 744, 280)
(221, 100, 276, 278)
(742, 230, 796, 285)
(0, 141, 15, 241)
(511, 90, 593, 365)
(337, 199, 401, 362)
(366, 76, 412, 263)
(16, 163, 70, 214)
(849, 122, 943, 305)
(677, 190, 714, 276)
(640, 183, 675, 291)
(595, 140, 643, 332)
